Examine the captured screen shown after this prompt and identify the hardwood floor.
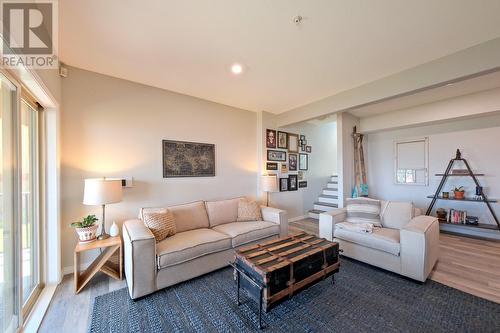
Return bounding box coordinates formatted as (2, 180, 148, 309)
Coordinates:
(39, 219, 500, 332)
(291, 218, 500, 304)
(39, 272, 126, 333)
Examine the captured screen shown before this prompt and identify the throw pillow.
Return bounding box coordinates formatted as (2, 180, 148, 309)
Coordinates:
(237, 199, 262, 222)
(381, 201, 414, 229)
(345, 197, 382, 227)
(142, 209, 176, 242)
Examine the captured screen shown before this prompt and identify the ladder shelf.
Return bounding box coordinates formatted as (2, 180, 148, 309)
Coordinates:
(425, 149, 500, 231)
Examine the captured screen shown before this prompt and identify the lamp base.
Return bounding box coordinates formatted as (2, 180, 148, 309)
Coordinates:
(97, 233, 110, 240)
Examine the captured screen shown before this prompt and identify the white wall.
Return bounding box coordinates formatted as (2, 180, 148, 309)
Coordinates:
(61, 67, 258, 269)
(336, 112, 360, 207)
(366, 113, 500, 226)
(259, 112, 337, 219)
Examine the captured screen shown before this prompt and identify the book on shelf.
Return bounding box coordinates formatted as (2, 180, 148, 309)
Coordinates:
(446, 208, 468, 224)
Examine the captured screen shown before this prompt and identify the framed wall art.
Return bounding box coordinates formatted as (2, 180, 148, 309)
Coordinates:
(288, 174, 298, 191)
(266, 162, 278, 171)
(288, 133, 299, 153)
(280, 178, 288, 192)
(289, 154, 297, 171)
(162, 140, 215, 177)
(301, 144, 306, 152)
(277, 131, 288, 149)
(266, 129, 277, 148)
(299, 153, 308, 170)
(306, 146, 312, 153)
(267, 150, 286, 161)
(298, 171, 305, 181)
(281, 163, 288, 173)
(299, 181, 307, 188)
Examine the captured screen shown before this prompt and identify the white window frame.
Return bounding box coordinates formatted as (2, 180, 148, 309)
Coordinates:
(394, 137, 429, 186)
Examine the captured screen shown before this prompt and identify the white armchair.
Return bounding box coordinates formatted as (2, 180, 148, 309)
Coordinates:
(319, 201, 439, 282)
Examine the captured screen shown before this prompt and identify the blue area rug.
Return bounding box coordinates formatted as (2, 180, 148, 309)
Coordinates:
(89, 258, 500, 332)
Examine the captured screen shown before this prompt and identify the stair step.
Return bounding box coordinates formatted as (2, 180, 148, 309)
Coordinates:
(323, 189, 338, 196)
(314, 203, 338, 211)
(326, 183, 338, 189)
(308, 209, 326, 219)
(330, 176, 338, 182)
(318, 195, 338, 204)
(314, 202, 338, 208)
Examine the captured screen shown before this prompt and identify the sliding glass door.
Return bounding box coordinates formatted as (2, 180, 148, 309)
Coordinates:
(0, 74, 18, 333)
(20, 99, 41, 312)
(0, 73, 43, 332)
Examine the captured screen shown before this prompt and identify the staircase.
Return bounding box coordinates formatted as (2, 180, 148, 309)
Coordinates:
(308, 175, 339, 219)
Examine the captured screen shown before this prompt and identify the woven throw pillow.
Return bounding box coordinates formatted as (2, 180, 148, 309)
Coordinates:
(345, 197, 382, 227)
(142, 209, 176, 242)
(237, 199, 262, 222)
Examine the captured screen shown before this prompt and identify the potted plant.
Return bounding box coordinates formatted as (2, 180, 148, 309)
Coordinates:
(453, 186, 465, 200)
(70, 215, 99, 243)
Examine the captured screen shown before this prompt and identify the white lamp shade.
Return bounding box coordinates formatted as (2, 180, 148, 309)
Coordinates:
(261, 175, 278, 192)
(83, 178, 123, 205)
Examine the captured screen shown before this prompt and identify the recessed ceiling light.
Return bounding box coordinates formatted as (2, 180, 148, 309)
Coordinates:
(231, 63, 243, 75)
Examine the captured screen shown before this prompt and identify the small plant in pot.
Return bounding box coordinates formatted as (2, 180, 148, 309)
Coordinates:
(453, 186, 465, 200)
(70, 215, 99, 243)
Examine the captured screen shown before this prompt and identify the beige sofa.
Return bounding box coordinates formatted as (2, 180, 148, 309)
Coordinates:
(122, 198, 287, 299)
(319, 200, 439, 282)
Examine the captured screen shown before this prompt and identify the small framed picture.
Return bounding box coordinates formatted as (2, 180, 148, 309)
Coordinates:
(277, 131, 288, 149)
(300, 135, 306, 141)
(288, 174, 298, 191)
(266, 129, 276, 148)
(302, 139, 307, 146)
(266, 162, 278, 171)
(298, 171, 305, 181)
(301, 144, 306, 152)
(289, 154, 297, 171)
(299, 153, 308, 170)
(306, 146, 312, 153)
(267, 150, 286, 161)
(299, 181, 308, 188)
(280, 178, 288, 192)
(288, 133, 299, 153)
(281, 163, 288, 173)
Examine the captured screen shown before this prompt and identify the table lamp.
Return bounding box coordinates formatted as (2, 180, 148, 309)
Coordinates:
(261, 174, 278, 206)
(83, 178, 123, 240)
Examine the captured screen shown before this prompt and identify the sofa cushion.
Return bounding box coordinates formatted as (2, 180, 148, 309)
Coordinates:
(156, 229, 231, 269)
(334, 223, 400, 255)
(237, 199, 262, 222)
(212, 221, 279, 247)
(205, 197, 242, 227)
(346, 197, 382, 227)
(381, 201, 414, 230)
(142, 209, 176, 242)
(142, 201, 210, 233)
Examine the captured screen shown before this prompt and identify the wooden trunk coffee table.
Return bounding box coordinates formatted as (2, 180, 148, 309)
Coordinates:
(230, 231, 340, 329)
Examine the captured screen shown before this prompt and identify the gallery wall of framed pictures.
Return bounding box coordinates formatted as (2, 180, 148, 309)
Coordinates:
(265, 128, 311, 192)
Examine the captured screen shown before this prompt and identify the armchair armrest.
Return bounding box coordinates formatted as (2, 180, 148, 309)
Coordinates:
(261, 206, 288, 236)
(122, 219, 156, 299)
(400, 215, 439, 282)
(319, 208, 347, 241)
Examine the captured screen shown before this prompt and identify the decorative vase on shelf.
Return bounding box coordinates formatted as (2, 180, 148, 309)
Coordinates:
(109, 221, 119, 237)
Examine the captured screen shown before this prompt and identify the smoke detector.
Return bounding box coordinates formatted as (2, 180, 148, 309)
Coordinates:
(293, 15, 303, 24)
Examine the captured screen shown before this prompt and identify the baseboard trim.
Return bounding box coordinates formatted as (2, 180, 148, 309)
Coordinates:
(289, 215, 307, 222)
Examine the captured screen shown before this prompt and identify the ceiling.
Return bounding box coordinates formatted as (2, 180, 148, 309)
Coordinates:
(60, 0, 500, 114)
(348, 70, 500, 118)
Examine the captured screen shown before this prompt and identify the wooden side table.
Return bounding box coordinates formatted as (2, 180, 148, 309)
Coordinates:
(74, 236, 123, 294)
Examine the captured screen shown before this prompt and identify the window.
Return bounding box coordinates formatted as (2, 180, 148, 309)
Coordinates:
(0, 72, 44, 333)
(394, 137, 428, 185)
(0, 73, 19, 333)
